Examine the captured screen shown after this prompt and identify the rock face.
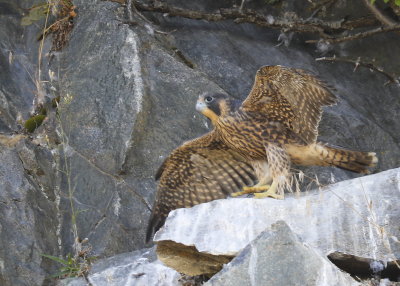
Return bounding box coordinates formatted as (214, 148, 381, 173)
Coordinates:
(205, 221, 358, 286)
(58, 247, 180, 286)
(155, 168, 400, 277)
(0, 143, 59, 285)
(1, 0, 400, 285)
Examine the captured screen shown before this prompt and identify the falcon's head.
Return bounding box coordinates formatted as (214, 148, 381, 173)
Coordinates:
(196, 93, 238, 124)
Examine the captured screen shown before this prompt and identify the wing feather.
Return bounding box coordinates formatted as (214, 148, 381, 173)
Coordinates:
(242, 65, 337, 143)
(146, 130, 257, 242)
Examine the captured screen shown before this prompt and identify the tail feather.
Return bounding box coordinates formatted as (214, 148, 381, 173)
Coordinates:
(145, 212, 165, 244)
(286, 143, 378, 174)
(320, 145, 378, 174)
(145, 204, 169, 244)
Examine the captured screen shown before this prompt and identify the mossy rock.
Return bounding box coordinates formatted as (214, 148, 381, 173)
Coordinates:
(24, 114, 46, 133)
(39, 107, 47, 116)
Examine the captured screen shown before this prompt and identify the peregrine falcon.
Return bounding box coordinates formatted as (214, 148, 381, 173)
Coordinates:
(146, 65, 378, 242)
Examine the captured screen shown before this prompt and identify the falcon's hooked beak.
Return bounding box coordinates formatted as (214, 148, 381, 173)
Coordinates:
(196, 95, 220, 124)
(195, 99, 207, 113)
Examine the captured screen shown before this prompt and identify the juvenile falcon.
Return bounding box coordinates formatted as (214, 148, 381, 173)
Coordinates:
(146, 65, 377, 242)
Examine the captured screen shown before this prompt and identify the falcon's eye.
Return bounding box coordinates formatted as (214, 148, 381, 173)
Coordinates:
(205, 96, 214, 103)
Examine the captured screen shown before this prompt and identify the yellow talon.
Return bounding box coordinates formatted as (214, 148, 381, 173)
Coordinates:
(253, 180, 284, 200)
(254, 190, 284, 200)
(231, 184, 270, 197)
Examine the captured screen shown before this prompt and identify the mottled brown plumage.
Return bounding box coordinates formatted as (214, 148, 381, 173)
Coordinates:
(242, 66, 337, 144)
(146, 65, 378, 242)
(146, 131, 257, 242)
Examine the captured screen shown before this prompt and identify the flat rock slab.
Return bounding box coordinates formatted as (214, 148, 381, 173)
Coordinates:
(155, 168, 400, 262)
(205, 221, 358, 286)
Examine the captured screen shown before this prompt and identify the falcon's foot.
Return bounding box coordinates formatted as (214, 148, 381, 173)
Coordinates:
(254, 181, 284, 200)
(231, 184, 270, 197)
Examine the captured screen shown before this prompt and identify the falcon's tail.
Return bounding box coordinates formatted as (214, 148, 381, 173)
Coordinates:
(318, 144, 378, 174)
(145, 205, 168, 244)
(287, 143, 378, 174)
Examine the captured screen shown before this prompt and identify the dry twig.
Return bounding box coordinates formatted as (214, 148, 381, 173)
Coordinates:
(124, 0, 169, 34)
(306, 24, 400, 44)
(316, 56, 399, 85)
(130, 0, 398, 44)
(362, 0, 397, 27)
(133, 1, 388, 38)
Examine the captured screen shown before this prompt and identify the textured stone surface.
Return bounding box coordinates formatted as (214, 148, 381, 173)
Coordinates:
(52, 0, 226, 256)
(1, 0, 400, 285)
(155, 168, 400, 262)
(0, 143, 59, 286)
(0, 0, 39, 133)
(59, 247, 180, 286)
(205, 221, 358, 286)
(156, 240, 233, 276)
(53, 1, 152, 256)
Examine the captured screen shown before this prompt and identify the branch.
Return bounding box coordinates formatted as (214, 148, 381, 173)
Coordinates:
(133, 1, 400, 44)
(340, 16, 380, 30)
(306, 24, 400, 43)
(132, 0, 378, 36)
(316, 56, 399, 85)
(362, 0, 397, 27)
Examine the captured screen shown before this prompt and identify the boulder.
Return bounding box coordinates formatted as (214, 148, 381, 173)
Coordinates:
(205, 221, 358, 286)
(58, 247, 180, 286)
(155, 168, 400, 277)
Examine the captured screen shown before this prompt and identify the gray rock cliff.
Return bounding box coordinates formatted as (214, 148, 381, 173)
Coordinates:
(0, 0, 399, 285)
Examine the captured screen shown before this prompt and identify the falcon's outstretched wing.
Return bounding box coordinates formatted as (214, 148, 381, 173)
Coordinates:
(146, 130, 257, 242)
(242, 65, 337, 144)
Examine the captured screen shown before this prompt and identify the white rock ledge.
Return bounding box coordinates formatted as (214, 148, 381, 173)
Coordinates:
(154, 168, 400, 262)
